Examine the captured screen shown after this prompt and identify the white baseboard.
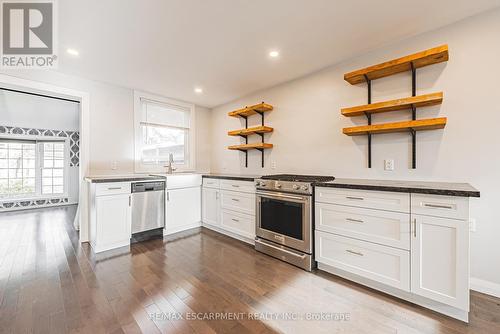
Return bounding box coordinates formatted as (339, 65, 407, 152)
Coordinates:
(470, 277, 500, 298)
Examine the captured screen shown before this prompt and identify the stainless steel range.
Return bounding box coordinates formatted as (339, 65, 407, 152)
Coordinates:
(254, 174, 335, 271)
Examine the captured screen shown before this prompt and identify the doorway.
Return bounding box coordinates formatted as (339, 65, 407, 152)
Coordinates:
(0, 74, 90, 242)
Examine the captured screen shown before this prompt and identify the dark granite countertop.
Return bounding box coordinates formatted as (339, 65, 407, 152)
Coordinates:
(85, 175, 166, 183)
(202, 174, 260, 182)
(314, 178, 480, 197)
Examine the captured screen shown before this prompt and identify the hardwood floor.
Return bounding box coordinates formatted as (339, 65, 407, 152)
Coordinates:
(0, 206, 499, 334)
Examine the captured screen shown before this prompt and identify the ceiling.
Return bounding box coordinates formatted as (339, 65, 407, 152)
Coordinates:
(57, 0, 500, 108)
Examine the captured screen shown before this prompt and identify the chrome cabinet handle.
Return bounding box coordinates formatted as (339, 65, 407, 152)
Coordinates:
(346, 218, 364, 223)
(423, 203, 453, 209)
(129, 195, 131, 207)
(231, 198, 240, 202)
(108, 187, 122, 190)
(346, 249, 364, 256)
(231, 185, 240, 188)
(231, 218, 239, 222)
(215, 191, 218, 199)
(346, 196, 364, 200)
(167, 192, 170, 201)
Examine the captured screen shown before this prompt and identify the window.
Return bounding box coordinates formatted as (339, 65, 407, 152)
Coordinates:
(0, 141, 36, 197)
(134, 91, 195, 172)
(41, 142, 65, 195)
(0, 139, 67, 200)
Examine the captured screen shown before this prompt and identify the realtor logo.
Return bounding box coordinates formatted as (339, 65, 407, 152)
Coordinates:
(1, 0, 57, 68)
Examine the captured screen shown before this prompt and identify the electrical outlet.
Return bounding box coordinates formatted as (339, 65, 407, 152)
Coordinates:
(271, 161, 277, 169)
(469, 219, 477, 232)
(111, 161, 118, 170)
(384, 159, 394, 171)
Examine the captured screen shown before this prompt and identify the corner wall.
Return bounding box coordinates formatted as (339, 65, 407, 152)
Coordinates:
(209, 9, 500, 289)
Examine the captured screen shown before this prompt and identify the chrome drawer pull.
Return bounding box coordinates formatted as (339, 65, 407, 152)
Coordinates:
(107, 187, 122, 190)
(346, 249, 364, 256)
(231, 198, 240, 202)
(231, 185, 240, 188)
(346, 218, 364, 223)
(423, 203, 453, 209)
(231, 218, 239, 222)
(346, 196, 364, 200)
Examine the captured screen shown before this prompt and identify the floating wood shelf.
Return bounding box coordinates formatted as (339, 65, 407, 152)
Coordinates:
(344, 45, 449, 85)
(343, 118, 447, 136)
(227, 102, 274, 167)
(228, 143, 273, 151)
(341, 92, 443, 117)
(228, 126, 274, 137)
(228, 102, 273, 118)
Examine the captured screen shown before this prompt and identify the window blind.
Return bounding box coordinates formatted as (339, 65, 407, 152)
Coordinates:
(140, 98, 191, 129)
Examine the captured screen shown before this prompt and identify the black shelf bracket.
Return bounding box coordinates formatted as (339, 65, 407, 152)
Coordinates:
(364, 74, 372, 168)
(410, 62, 417, 169)
(255, 110, 265, 126)
(237, 115, 249, 167)
(234, 106, 268, 168)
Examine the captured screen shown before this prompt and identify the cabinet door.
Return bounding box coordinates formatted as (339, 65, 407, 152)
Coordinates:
(220, 209, 255, 240)
(202, 187, 219, 227)
(411, 214, 469, 310)
(95, 194, 131, 251)
(166, 187, 201, 234)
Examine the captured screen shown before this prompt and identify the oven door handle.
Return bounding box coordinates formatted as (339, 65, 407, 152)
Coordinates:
(256, 191, 306, 201)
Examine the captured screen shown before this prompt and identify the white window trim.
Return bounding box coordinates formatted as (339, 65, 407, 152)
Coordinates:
(134, 90, 196, 173)
(0, 135, 70, 203)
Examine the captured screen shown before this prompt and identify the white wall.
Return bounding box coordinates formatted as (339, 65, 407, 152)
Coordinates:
(0, 90, 80, 204)
(210, 9, 500, 287)
(0, 70, 212, 175)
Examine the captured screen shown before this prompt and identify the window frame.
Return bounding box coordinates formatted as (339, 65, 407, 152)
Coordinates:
(0, 135, 69, 202)
(134, 91, 196, 173)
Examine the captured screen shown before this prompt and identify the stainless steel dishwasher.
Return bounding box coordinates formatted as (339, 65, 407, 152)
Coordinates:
(131, 181, 165, 234)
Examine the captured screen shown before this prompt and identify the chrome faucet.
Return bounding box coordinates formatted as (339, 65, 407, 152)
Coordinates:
(164, 153, 177, 174)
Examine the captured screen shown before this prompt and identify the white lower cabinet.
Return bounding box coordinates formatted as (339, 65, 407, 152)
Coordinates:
(89, 182, 132, 253)
(411, 214, 469, 310)
(220, 209, 255, 240)
(202, 178, 255, 243)
(316, 231, 410, 290)
(202, 187, 220, 227)
(165, 187, 201, 234)
(315, 186, 471, 321)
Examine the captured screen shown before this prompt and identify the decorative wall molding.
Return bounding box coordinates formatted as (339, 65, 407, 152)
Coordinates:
(0, 125, 80, 166)
(0, 197, 69, 211)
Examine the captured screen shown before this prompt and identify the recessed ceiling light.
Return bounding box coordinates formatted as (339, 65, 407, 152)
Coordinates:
(269, 50, 279, 58)
(194, 87, 203, 94)
(66, 48, 79, 56)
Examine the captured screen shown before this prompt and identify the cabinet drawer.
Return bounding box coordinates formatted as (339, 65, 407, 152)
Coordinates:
(95, 182, 131, 196)
(220, 209, 255, 239)
(315, 187, 410, 213)
(411, 194, 469, 220)
(220, 179, 255, 194)
(220, 190, 255, 215)
(202, 178, 220, 189)
(316, 231, 410, 291)
(315, 203, 410, 250)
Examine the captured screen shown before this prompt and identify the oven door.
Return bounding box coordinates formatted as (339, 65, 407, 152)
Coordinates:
(256, 190, 312, 253)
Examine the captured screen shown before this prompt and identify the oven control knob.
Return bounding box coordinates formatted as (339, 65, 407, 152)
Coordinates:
(275, 182, 282, 189)
(255, 181, 262, 186)
(292, 184, 300, 190)
(301, 185, 309, 191)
